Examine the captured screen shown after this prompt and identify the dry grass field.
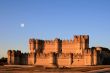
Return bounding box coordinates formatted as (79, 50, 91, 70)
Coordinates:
(0, 65, 110, 73)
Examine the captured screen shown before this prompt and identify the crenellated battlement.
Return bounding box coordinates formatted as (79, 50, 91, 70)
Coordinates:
(28, 35, 89, 54)
(7, 50, 21, 56)
(74, 35, 89, 43)
(44, 40, 55, 44)
(30, 38, 61, 45)
(7, 50, 12, 55)
(29, 38, 36, 44)
(62, 40, 74, 44)
(44, 38, 60, 44)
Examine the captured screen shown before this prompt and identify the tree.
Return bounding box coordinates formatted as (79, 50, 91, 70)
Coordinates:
(0, 57, 7, 65)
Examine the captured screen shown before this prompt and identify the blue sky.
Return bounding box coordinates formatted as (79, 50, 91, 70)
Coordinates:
(0, 0, 110, 58)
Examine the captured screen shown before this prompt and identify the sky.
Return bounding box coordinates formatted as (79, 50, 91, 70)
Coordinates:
(0, 0, 110, 58)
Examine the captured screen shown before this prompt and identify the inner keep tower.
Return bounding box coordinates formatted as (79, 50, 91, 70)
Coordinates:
(73, 35, 89, 54)
(29, 38, 36, 53)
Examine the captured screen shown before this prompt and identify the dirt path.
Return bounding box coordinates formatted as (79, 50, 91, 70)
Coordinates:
(0, 65, 110, 73)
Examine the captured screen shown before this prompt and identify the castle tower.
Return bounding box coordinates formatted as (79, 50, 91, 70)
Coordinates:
(28, 39, 36, 65)
(11, 50, 16, 64)
(7, 50, 12, 64)
(35, 39, 44, 53)
(93, 48, 97, 65)
(81, 35, 89, 49)
(84, 49, 92, 65)
(73, 35, 89, 54)
(28, 53, 35, 65)
(36, 39, 39, 52)
(29, 38, 36, 53)
(93, 47, 102, 65)
(16, 50, 21, 64)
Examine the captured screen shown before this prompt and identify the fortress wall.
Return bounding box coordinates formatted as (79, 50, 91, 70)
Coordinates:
(35, 58, 50, 66)
(15, 56, 20, 64)
(62, 41, 83, 54)
(62, 42, 74, 53)
(15, 50, 21, 64)
(35, 53, 54, 66)
(21, 53, 28, 65)
(28, 53, 35, 65)
(44, 43, 56, 53)
(57, 53, 72, 66)
(72, 58, 85, 66)
(43, 40, 58, 53)
(57, 59, 71, 66)
(84, 49, 92, 65)
(71, 53, 85, 66)
(84, 55, 92, 65)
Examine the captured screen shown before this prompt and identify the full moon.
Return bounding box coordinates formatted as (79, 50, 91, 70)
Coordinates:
(20, 23, 24, 28)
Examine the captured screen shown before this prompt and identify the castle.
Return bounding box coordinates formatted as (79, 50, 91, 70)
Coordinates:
(7, 35, 110, 67)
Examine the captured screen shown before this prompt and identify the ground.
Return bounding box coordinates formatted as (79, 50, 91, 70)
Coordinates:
(0, 65, 110, 73)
